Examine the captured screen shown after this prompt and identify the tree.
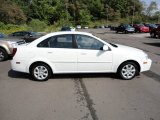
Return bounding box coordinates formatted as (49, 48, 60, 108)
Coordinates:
(0, 0, 27, 24)
(146, 1, 158, 17)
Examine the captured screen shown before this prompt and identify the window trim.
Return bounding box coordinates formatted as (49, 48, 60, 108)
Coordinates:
(37, 34, 76, 49)
(74, 34, 105, 50)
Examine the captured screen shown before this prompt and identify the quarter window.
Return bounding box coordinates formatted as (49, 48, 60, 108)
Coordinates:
(75, 35, 104, 50)
(37, 34, 73, 48)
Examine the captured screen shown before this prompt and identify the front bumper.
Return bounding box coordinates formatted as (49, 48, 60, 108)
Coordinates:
(141, 59, 152, 72)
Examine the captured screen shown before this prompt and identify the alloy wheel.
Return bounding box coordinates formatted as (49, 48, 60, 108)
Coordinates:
(33, 66, 49, 80)
(121, 64, 136, 79)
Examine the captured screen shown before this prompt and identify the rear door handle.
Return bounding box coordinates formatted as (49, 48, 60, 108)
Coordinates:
(48, 52, 53, 54)
(81, 53, 87, 55)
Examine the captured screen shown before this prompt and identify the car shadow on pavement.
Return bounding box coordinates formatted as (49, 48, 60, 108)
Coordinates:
(143, 42, 160, 47)
(52, 73, 119, 80)
(8, 69, 121, 81)
(8, 70, 32, 80)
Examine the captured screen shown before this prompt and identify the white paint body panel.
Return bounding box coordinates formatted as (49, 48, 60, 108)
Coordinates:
(11, 31, 152, 75)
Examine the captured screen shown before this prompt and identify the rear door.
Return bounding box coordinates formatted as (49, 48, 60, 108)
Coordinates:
(37, 34, 77, 73)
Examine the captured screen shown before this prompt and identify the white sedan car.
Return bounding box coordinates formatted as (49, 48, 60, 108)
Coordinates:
(11, 31, 152, 81)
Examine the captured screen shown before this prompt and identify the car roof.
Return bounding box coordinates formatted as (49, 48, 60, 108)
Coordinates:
(47, 31, 92, 36)
(28, 31, 93, 46)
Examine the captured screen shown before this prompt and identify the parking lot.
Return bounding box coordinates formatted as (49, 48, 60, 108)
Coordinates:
(0, 29, 160, 120)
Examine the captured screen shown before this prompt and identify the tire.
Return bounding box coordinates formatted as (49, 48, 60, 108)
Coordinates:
(150, 32, 156, 38)
(31, 63, 52, 81)
(0, 48, 8, 62)
(118, 62, 138, 80)
(124, 30, 128, 34)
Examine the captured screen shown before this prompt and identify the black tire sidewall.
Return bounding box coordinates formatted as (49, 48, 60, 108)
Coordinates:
(0, 48, 8, 61)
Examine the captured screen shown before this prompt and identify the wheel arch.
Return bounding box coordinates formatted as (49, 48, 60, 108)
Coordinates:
(29, 61, 53, 75)
(0, 46, 7, 52)
(117, 60, 141, 73)
(0, 46, 9, 61)
(0, 44, 10, 54)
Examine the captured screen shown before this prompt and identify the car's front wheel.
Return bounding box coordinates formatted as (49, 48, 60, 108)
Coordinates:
(118, 62, 138, 80)
(31, 63, 52, 81)
(0, 48, 8, 62)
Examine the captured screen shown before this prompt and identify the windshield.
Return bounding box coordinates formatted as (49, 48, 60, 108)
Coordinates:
(124, 25, 132, 28)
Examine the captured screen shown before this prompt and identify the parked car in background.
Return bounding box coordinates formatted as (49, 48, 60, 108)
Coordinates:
(155, 24, 160, 27)
(9, 31, 42, 43)
(84, 26, 89, 29)
(144, 24, 157, 31)
(76, 25, 81, 29)
(0, 38, 26, 61)
(133, 24, 150, 33)
(11, 31, 151, 81)
(116, 24, 135, 33)
(150, 25, 160, 38)
(110, 25, 118, 31)
(0, 33, 6, 38)
(61, 26, 75, 31)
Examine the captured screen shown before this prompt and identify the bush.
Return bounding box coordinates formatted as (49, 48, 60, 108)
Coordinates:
(28, 19, 47, 32)
(0, 22, 6, 29)
(0, 23, 30, 35)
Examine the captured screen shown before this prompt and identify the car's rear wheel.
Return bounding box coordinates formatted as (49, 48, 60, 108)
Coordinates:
(0, 48, 8, 62)
(31, 63, 52, 81)
(118, 62, 138, 80)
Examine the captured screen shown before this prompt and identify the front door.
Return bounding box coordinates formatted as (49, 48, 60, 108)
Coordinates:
(75, 34, 113, 72)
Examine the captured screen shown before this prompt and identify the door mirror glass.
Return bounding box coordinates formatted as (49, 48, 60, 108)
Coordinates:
(102, 45, 109, 51)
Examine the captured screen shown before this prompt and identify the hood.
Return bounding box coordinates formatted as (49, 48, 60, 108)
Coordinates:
(0, 37, 24, 42)
(115, 44, 143, 53)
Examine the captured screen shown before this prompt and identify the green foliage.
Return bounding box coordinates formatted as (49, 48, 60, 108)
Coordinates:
(0, 23, 30, 35)
(0, 0, 158, 32)
(79, 9, 91, 25)
(28, 19, 47, 32)
(0, 0, 27, 24)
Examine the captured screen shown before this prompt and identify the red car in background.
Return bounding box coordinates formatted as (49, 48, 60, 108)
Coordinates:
(133, 24, 150, 33)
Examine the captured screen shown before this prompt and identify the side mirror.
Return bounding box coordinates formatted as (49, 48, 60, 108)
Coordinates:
(102, 45, 109, 51)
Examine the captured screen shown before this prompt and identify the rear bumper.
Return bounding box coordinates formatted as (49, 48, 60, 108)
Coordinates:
(11, 60, 28, 73)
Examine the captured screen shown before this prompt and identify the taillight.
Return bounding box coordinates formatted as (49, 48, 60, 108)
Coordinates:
(12, 48, 17, 56)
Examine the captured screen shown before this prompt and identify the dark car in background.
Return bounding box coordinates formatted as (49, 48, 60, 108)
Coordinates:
(110, 25, 118, 31)
(133, 24, 150, 33)
(116, 24, 135, 33)
(9, 31, 42, 43)
(0, 33, 6, 38)
(150, 25, 160, 38)
(144, 24, 157, 31)
(61, 26, 75, 31)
